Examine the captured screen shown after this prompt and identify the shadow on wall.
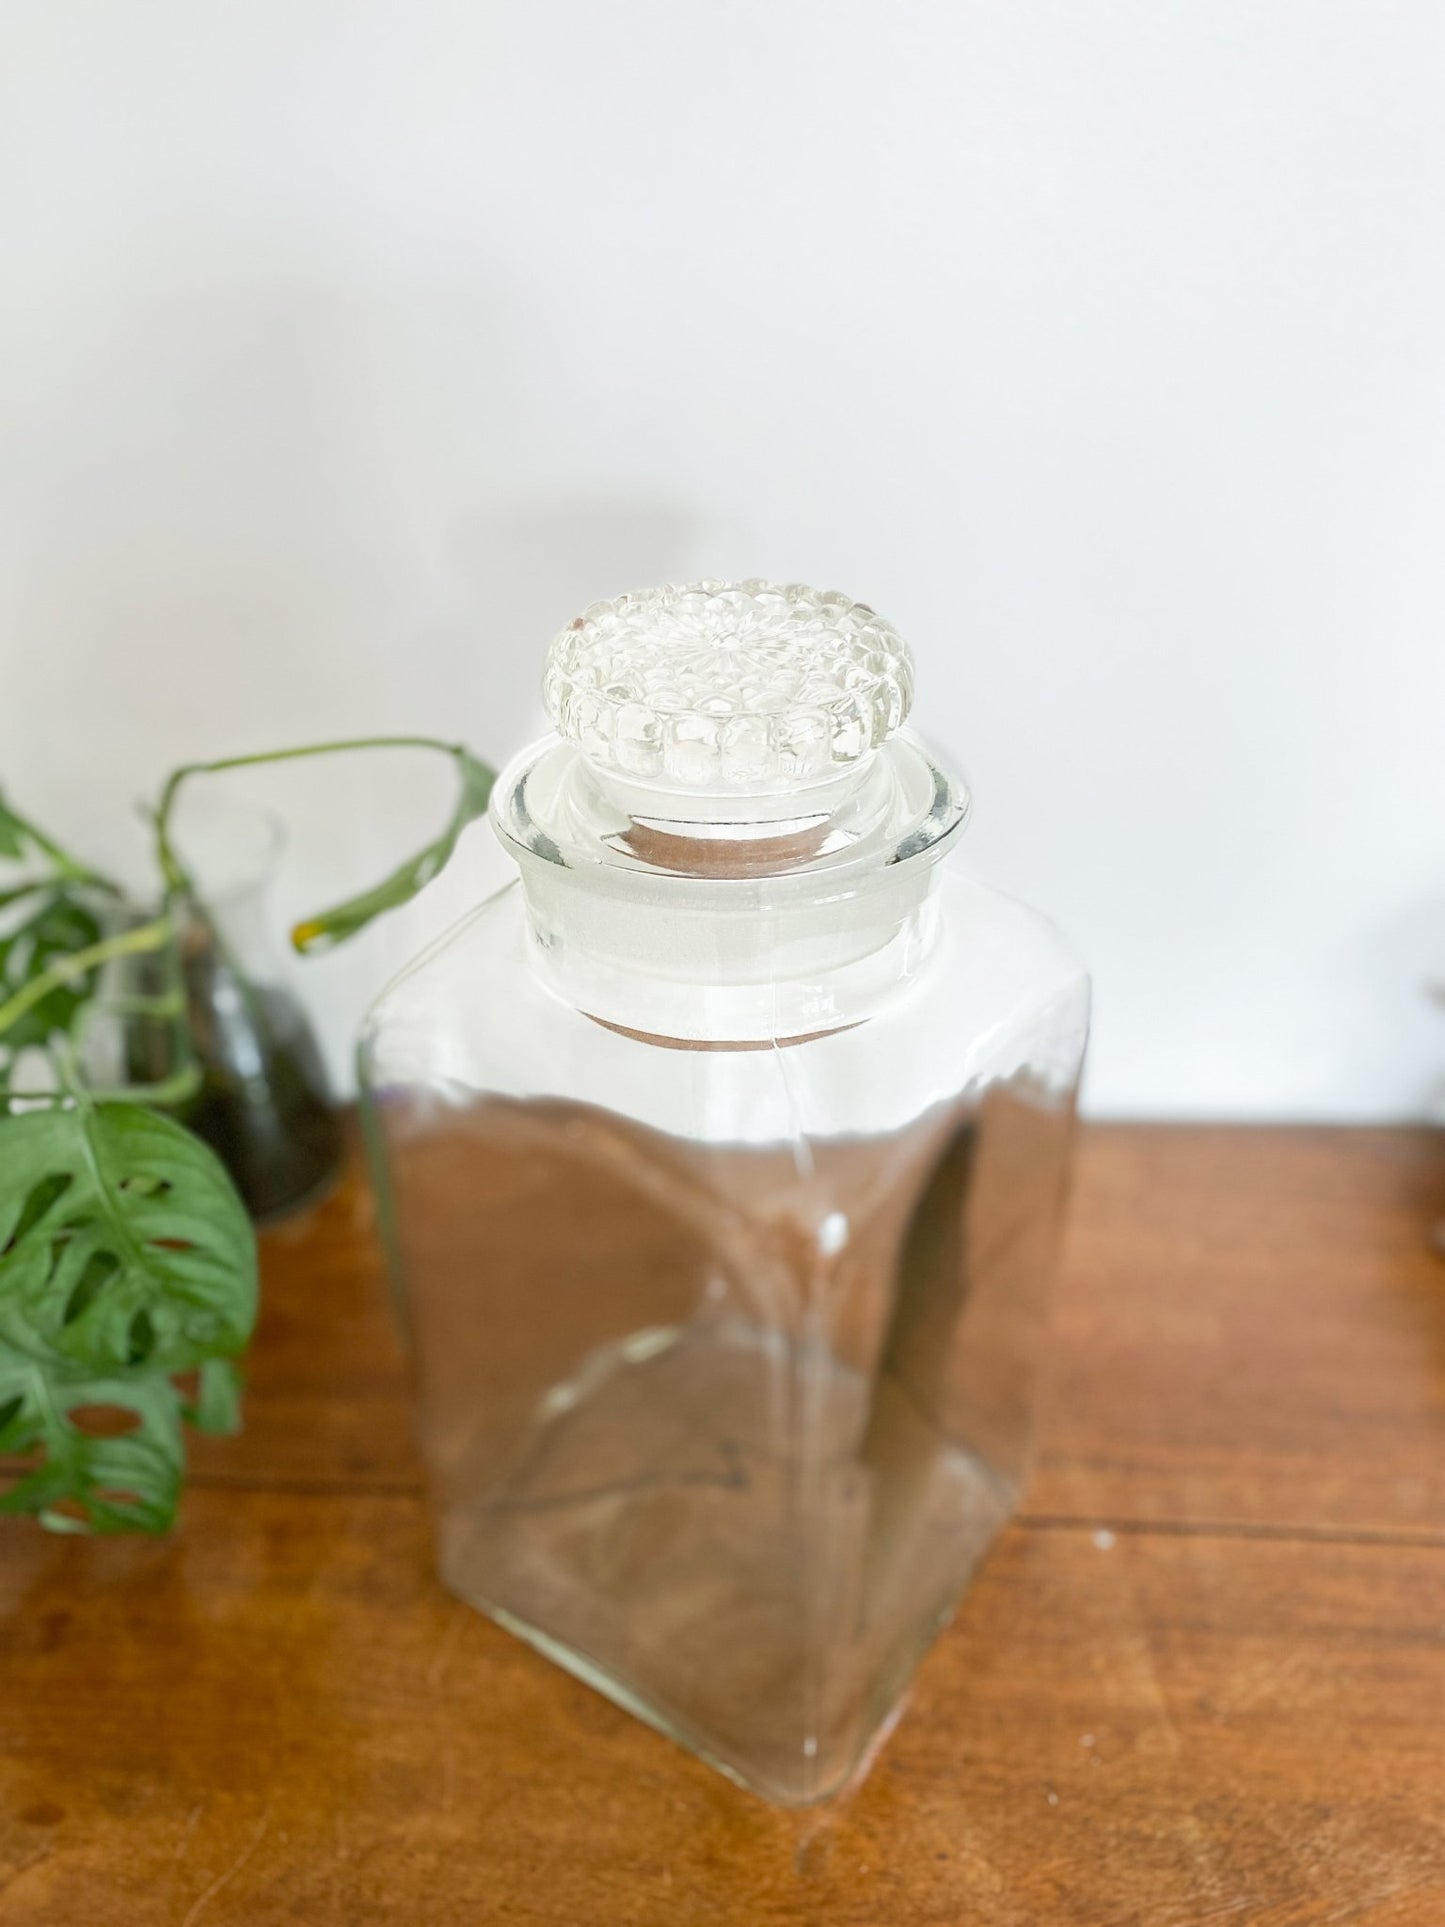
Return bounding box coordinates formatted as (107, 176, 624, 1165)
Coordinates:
(5, 268, 712, 809)
(441, 493, 706, 694)
(1, 261, 722, 1079)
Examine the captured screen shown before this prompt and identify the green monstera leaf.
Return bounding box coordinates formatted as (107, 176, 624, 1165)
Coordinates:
(0, 790, 121, 1081)
(0, 1102, 256, 1532)
(0, 884, 105, 1062)
(0, 1103, 256, 1372)
(0, 1368, 187, 1533)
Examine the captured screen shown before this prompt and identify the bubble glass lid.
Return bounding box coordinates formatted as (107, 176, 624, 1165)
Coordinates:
(542, 580, 915, 803)
(496, 578, 965, 890)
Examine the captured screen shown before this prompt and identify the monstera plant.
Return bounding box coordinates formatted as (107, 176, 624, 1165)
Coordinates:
(0, 738, 494, 1534)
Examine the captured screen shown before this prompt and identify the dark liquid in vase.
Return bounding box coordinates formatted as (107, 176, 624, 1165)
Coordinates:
(179, 928, 342, 1223)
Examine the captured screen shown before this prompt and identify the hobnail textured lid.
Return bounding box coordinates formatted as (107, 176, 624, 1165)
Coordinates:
(542, 579, 914, 796)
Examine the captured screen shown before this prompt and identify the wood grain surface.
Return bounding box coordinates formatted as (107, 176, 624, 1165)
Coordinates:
(2, 1124, 1443, 1925)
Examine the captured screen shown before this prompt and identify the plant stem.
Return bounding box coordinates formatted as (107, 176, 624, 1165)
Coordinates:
(0, 917, 174, 1041)
(1, 797, 123, 897)
(152, 736, 469, 891)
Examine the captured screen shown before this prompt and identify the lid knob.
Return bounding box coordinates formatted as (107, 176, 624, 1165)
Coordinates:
(543, 579, 914, 799)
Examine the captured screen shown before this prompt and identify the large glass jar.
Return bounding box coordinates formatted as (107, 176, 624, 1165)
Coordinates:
(360, 581, 1089, 1806)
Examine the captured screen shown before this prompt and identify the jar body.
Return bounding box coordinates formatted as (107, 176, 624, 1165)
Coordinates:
(360, 860, 1087, 1806)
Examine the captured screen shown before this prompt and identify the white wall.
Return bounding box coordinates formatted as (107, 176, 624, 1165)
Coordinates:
(3, 1, 1443, 1120)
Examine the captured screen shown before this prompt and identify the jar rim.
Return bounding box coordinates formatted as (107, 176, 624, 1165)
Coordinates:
(490, 730, 969, 907)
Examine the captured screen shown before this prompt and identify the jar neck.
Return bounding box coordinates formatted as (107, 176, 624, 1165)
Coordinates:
(490, 732, 968, 1044)
(583, 755, 882, 838)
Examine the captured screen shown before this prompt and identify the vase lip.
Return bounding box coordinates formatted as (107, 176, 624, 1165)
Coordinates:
(166, 792, 288, 906)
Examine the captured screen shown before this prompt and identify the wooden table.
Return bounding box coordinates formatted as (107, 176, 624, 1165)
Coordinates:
(3, 1126, 1444, 1925)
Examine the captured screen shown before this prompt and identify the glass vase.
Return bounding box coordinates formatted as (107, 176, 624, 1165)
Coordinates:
(81, 801, 343, 1222)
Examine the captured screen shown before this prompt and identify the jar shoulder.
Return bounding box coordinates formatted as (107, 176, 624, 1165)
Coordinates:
(361, 870, 1087, 1139)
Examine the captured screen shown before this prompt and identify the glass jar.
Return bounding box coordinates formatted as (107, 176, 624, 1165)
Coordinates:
(360, 581, 1089, 1805)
